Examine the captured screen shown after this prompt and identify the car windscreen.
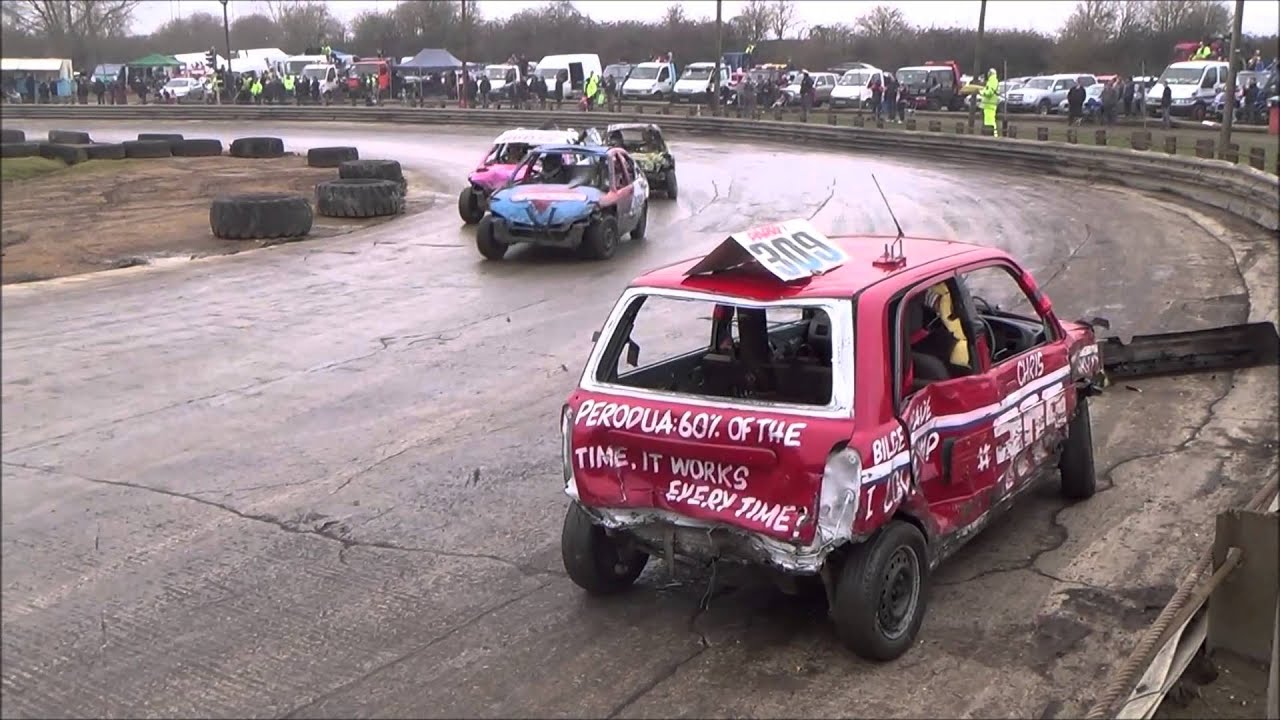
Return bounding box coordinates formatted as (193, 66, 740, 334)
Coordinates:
(839, 71, 872, 86)
(681, 67, 714, 81)
(609, 128, 662, 153)
(301, 67, 328, 80)
(1024, 78, 1054, 90)
(485, 67, 510, 79)
(164, 79, 190, 88)
(536, 67, 560, 80)
(513, 151, 605, 188)
(629, 66, 660, 80)
(896, 69, 928, 85)
(1159, 67, 1204, 85)
(284, 61, 311, 75)
(604, 64, 631, 79)
(595, 295, 834, 407)
(351, 62, 382, 76)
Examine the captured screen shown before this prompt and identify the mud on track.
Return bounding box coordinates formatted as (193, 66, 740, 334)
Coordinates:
(1, 120, 1275, 719)
(0, 153, 433, 285)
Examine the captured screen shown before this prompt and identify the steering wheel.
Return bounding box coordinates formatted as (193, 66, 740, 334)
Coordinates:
(975, 317, 997, 363)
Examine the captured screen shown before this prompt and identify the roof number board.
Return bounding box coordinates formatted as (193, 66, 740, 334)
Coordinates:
(731, 219, 848, 282)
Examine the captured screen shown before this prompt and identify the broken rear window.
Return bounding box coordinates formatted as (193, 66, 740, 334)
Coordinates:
(595, 294, 835, 407)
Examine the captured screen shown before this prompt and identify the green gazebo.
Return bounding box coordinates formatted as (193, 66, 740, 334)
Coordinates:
(126, 53, 180, 69)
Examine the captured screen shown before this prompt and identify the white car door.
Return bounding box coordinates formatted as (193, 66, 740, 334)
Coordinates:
(628, 154, 649, 207)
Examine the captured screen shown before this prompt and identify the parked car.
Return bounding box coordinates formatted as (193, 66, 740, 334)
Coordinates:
(163, 77, 206, 103)
(779, 71, 837, 107)
(476, 144, 649, 261)
(1146, 60, 1231, 122)
(621, 60, 677, 101)
(1057, 83, 1104, 119)
(830, 66, 885, 109)
(672, 62, 728, 104)
(1005, 73, 1097, 114)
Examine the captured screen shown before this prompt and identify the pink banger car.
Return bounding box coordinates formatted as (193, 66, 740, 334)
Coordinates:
(458, 127, 603, 225)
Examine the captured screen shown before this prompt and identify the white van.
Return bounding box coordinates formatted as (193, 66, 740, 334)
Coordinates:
(830, 66, 884, 109)
(300, 63, 341, 98)
(1147, 60, 1231, 121)
(483, 63, 521, 99)
(622, 61, 677, 100)
(672, 62, 727, 103)
(534, 53, 603, 99)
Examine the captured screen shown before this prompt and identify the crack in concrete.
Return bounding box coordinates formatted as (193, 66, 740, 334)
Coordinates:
(1036, 224, 1094, 293)
(2, 461, 562, 579)
(278, 581, 552, 719)
(807, 178, 837, 220)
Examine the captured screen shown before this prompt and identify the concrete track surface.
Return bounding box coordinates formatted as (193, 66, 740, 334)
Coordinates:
(2, 121, 1276, 719)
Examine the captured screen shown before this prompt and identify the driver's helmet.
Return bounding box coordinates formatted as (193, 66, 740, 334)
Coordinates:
(608, 130, 624, 146)
(541, 152, 564, 173)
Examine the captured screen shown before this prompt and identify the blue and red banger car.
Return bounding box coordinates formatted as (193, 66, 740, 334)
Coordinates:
(476, 144, 651, 262)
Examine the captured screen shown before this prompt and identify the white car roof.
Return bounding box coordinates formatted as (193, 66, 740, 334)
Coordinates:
(1168, 60, 1230, 69)
(492, 128, 579, 145)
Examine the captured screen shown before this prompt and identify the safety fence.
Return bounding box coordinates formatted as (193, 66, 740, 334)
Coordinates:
(5, 103, 1276, 232)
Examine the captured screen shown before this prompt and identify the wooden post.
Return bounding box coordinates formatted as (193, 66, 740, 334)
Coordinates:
(1094, 129, 1107, 145)
(1249, 146, 1267, 170)
(1221, 142, 1240, 163)
(928, 119, 941, 132)
(1066, 128, 1078, 144)
(1195, 138, 1215, 158)
(1036, 127, 1049, 141)
(1164, 135, 1178, 154)
(1006, 124, 1017, 139)
(1131, 130, 1151, 150)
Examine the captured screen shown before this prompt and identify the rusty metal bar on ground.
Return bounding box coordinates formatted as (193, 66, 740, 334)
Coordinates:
(1087, 475, 1279, 719)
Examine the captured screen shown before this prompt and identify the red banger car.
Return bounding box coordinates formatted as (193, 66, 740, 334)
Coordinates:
(559, 218, 1111, 661)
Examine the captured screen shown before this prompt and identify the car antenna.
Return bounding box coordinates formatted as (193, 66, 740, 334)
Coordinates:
(870, 174, 907, 267)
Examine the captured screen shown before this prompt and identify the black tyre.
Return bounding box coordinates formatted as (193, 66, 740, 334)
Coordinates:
(314, 178, 404, 218)
(831, 520, 930, 661)
(85, 143, 126, 160)
(48, 129, 90, 144)
(338, 159, 406, 192)
(665, 171, 679, 200)
(561, 503, 648, 595)
(307, 146, 359, 168)
(475, 215, 508, 260)
(122, 140, 172, 158)
(1, 142, 39, 158)
(458, 186, 485, 225)
(229, 136, 285, 159)
(39, 143, 88, 165)
(137, 133, 184, 151)
(579, 214, 619, 260)
(1, 129, 25, 143)
(1059, 397, 1097, 500)
(209, 193, 313, 240)
(631, 201, 648, 240)
(174, 139, 223, 157)
(1037, 100, 1051, 115)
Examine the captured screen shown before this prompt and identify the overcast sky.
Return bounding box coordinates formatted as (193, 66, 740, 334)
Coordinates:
(133, 0, 1280, 37)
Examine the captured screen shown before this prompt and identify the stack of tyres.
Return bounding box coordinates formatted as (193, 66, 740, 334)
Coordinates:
(313, 159, 406, 218)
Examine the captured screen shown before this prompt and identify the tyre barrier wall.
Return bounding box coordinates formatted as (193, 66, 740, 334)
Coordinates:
(5, 104, 1276, 232)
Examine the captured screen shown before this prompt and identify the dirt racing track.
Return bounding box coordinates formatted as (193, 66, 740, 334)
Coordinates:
(1, 110, 1276, 719)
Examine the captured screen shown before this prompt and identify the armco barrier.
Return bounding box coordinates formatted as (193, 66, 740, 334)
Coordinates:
(4, 104, 1277, 231)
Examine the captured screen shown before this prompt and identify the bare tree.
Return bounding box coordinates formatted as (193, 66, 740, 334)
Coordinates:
(1058, 0, 1120, 39)
(731, 0, 772, 43)
(1137, 0, 1227, 36)
(854, 4, 910, 39)
(2, 0, 139, 66)
(350, 10, 400, 59)
(662, 3, 686, 28)
(769, 0, 797, 39)
(263, 0, 344, 49)
(230, 14, 280, 50)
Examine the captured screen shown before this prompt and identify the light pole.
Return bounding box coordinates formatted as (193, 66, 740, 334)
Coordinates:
(712, 0, 723, 113)
(460, 0, 469, 108)
(1217, 0, 1245, 158)
(968, 0, 987, 130)
(219, 0, 231, 104)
